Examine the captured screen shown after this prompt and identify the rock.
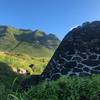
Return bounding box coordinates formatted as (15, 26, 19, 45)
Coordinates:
(82, 60, 100, 66)
(29, 64, 34, 68)
(51, 73, 61, 80)
(26, 70, 30, 75)
(41, 21, 100, 80)
(17, 68, 27, 74)
(29, 64, 36, 71)
(88, 55, 97, 60)
(83, 67, 90, 72)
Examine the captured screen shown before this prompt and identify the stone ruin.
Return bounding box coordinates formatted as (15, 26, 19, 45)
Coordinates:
(41, 21, 100, 80)
(21, 21, 100, 89)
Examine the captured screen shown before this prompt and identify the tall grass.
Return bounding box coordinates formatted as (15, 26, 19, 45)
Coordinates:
(0, 51, 49, 74)
(0, 75, 100, 100)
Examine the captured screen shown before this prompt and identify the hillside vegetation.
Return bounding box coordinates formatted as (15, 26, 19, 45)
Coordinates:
(0, 25, 60, 57)
(0, 25, 59, 91)
(0, 75, 100, 100)
(0, 51, 49, 75)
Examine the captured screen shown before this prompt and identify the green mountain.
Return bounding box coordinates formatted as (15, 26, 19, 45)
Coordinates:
(0, 25, 60, 57)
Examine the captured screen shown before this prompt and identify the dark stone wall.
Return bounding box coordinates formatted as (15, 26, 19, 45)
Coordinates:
(41, 21, 100, 80)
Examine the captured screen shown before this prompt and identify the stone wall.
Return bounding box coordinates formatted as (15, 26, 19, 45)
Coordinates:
(41, 21, 100, 80)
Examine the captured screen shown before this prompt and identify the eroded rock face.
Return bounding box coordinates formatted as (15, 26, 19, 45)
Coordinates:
(42, 21, 100, 80)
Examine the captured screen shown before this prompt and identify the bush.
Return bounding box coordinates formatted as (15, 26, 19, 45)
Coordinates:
(0, 75, 100, 100)
(24, 75, 100, 100)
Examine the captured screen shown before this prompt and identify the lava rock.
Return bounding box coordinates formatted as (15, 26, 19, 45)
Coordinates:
(41, 21, 100, 80)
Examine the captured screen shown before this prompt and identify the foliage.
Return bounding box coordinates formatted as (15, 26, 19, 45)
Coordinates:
(0, 25, 60, 57)
(0, 75, 100, 100)
(0, 51, 49, 74)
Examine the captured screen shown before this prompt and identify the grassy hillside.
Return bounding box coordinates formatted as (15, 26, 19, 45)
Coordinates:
(0, 51, 50, 75)
(0, 25, 60, 100)
(11, 42, 54, 57)
(0, 75, 100, 100)
(0, 26, 60, 57)
(0, 51, 50, 95)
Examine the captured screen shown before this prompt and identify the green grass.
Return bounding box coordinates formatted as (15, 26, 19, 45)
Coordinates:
(0, 26, 59, 58)
(0, 51, 50, 75)
(0, 75, 100, 100)
(0, 51, 50, 96)
(12, 42, 54, 57)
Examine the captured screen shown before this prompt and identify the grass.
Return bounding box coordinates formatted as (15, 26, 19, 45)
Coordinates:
(0, 51, 50, 96)
(12, 42, 54, 57)
(0, 51, 50, 74)
(0, 75, 100, 100)
(0, 26, 59, 58)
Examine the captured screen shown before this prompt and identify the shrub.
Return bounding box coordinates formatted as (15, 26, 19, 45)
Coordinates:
(0, 75, 100, 100)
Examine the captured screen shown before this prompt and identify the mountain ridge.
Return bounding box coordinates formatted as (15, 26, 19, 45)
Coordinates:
(0, 25, 60, 57)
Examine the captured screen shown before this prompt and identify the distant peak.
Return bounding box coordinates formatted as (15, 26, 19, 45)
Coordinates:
(34, 29, 45, 33)
(33, 29, 46, 37)
(48, 33, 55, 36)
(19, 29, 32, 32)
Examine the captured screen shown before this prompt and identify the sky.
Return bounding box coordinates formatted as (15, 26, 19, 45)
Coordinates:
(0, 0, 100, 40)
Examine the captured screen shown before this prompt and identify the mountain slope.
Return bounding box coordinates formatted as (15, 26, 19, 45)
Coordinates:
(0, 26, 60, 57)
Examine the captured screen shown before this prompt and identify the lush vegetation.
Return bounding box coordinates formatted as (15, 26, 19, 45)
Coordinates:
(0, 25, 60, 57)
(0, 25, 60, 99)
(0, 75, 100, 100)
(0, 51, 49, 74)
(0, 25, 100, 100)
(0, 51, 49, 96)
(0, 51, 100, 100)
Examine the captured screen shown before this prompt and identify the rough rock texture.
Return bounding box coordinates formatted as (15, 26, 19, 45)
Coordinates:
(41, 21, 100, 80)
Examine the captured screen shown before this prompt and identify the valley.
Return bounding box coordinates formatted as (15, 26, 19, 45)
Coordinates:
(0, 25, 60, 78)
